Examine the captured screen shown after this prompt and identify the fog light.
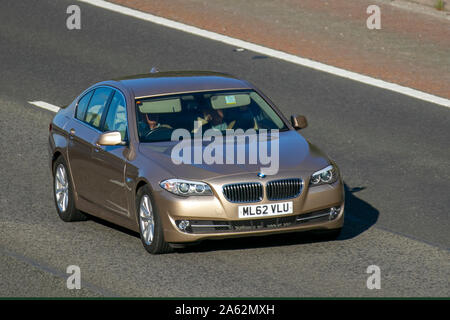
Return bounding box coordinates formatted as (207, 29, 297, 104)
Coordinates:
(329, 207, 339, 220)
(178, 220, 190, 231)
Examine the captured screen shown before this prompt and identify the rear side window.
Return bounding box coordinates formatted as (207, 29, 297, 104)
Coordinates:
(75, 90, 93, 121)
(104, 91, 127, 140)
(85, 87, 113, 129)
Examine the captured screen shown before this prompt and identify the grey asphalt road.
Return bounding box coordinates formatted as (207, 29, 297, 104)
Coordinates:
(0, 0, 449, 297)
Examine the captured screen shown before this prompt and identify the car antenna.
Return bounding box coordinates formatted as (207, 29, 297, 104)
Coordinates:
(150, 67, 159, 73)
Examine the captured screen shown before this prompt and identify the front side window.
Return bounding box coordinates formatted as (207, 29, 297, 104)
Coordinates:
(104, 91, 127, 140)
(84, 87, 113, 129)
(135, 90, 288, 142)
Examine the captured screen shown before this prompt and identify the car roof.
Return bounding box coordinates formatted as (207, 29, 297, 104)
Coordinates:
(106, 71, 253, 99)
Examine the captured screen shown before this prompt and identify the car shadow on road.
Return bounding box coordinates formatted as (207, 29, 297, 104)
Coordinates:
(339, 184, 379, 240)
(86, 183, 379, 254)
(177, 183, 379, 253)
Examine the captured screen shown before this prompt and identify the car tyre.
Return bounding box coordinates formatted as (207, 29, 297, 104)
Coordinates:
(53, 156, 87, 222)
(136, 186, 172, 254)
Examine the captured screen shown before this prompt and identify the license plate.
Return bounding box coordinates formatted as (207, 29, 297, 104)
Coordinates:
(238, 202, 293, 219)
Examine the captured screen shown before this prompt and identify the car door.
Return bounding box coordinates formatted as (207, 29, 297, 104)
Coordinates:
(90, 89, 129, 217)
(67, 86, 113, 204)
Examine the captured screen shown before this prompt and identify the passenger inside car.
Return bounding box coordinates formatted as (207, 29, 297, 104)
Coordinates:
(196, 107, 228, 131)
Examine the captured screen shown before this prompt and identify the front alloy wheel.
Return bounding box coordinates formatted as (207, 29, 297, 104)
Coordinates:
(137, 186, 172, 254)
(139, 195, 155, 245)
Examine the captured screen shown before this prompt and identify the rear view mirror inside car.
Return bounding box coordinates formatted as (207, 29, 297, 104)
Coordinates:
(210, 93, 250, 109)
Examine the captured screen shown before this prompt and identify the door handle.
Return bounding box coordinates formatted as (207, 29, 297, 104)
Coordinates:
(69, 128, 75, 139)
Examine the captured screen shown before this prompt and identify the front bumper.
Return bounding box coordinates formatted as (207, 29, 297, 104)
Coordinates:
(152, 178, 345, 243)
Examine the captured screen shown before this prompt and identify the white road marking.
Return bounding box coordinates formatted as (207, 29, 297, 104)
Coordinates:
(79, 0, 450, 108)
(28, 101, 60, 113)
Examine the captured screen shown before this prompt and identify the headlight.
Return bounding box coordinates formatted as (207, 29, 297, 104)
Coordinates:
(160, 179, 213, 196)
(310, 165, 338, 186)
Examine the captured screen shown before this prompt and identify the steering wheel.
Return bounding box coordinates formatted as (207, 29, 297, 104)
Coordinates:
(144, 126, 173, 141)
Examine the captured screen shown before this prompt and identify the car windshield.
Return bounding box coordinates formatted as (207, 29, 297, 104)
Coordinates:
(135, 90, 288, 142)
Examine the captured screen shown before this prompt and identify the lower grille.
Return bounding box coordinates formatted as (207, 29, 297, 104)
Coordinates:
(230, 215, 297, 231)
(177, 207, 340, 234)
(266, 178, 303, 200)
(222, 182, 263, 203)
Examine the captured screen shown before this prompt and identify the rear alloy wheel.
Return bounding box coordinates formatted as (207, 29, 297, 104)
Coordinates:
(137, 186, 172, 254)
(53, 156, 87, 222)
(55, 164, 69, 213)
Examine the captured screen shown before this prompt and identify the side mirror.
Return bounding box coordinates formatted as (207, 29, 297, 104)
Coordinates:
(291, 115, 308, 130)
(97, 131, 123, 146)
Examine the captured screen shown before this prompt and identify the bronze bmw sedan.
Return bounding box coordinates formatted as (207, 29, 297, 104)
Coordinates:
(49, 71, 344, 254)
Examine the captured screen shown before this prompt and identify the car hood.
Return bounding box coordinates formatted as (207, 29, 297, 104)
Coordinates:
(138, 130, 330, 181)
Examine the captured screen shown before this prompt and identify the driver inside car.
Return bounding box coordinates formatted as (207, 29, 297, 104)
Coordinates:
(145, 113, 172, 131)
